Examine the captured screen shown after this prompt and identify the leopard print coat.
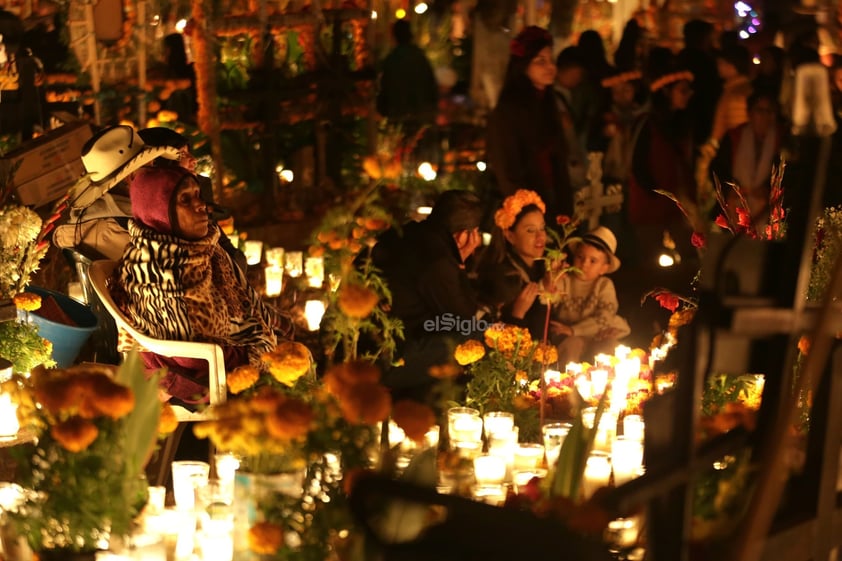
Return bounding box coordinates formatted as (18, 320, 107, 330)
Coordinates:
(113, 221, 283, 366)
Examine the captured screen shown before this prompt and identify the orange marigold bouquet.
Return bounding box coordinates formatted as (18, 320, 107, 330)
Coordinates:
(458, 323, 558, 441)
(8, 352, 163, 553)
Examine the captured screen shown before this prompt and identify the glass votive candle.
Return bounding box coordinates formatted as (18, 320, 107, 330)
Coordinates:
(243, 240, 263, 266)
(582, 451, 612, 500)
(452, 439, 483, 460)
(611, 436, 644, 486)
(487, 427, 518, 467)
(305, 256, 325, 288)
(447, 407, 482, 445)
(590, 369, 609, 397)
(264, 246, 285, 268)
(483, 411, 514, 439)
(171, 460, 210, 511)
(623, 414, 645, 442)
(284, 251, 303, 277)
(542, 422, 572, 468)
(513, 443, 545, 471)
(594, 412, 618, 453)
(264, 265, 284, 297)
(473, 454, 507, 486)
(304, 300, 326, 331)
(604, 516, 641, 550)
(147, 485, 166, 516)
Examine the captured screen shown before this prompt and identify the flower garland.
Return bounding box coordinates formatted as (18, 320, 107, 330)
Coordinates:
(494, 189, 546, 230)
(650, 71, 694, 92)
(601, 70, 642, 88)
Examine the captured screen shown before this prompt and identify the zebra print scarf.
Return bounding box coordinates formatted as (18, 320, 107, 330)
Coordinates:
(114, 221, 278, 363)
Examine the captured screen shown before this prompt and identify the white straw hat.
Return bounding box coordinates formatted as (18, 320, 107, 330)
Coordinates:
(572, 225, 621, 273)
(68, 125, 180, 210)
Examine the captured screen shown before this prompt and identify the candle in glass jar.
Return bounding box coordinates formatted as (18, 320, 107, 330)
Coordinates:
(304, 300, 326, 331)
(473, 454, 507, 486)
(612, 436, 644, 486)
(542, 422, 572, 468)
(513, 443, 545, 471)
(0, 393, 19, 438)
(590, 368, 609, 397)
(623, 414, 645, 442)
(448, 407, 482, 445)
(305, 256, 325, 288)
(264, 266, 284, 297)
(243, 240, 263, 266)
(582, 451, 612, 500)
(284, 251, 303, 278)
(483, 411, 514, 439)
(264, 246, 285, 268)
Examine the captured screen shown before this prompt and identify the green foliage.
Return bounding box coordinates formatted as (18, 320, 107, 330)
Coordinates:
(701, 373, 764, 416)
(550, 392, 608, 502)
(807, 205, 842, 301)
(0, 321, 55, 374)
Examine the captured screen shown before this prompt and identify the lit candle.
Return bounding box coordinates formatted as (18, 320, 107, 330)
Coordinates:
(264, 247, 285, 268)
(264, 266, 284, 298)
(594, 353, 613, 368)
(614, 345, 632, 360)
(544, 369, 562, 384)
(424, 425, 440, 449)
(243, 240, 263, 266)
(170, 461, 209, 511)
(447, 407, 482, 445)
(304, 300, 326, 332)
(0, 393, 19, 438)
(227, 234, 240, 249)
(582, 451, 612, 500)
(611, 436, 644, 486)
(594, 412, 617, 453)
(473, 454, 507, 486)
(590, 369, 609, 397)
(513, 443, 545, 471)
(623, 414, 645, 442)
(541, 422, 572, 468)
(305, 256, 325, 288)
(284, 251, 303, 278)
(575, 374, 592, 401)
(483, 411, 514, 439)
(512, 468, 548, 489)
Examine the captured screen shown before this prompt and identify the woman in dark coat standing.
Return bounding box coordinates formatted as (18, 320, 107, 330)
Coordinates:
(486, 26, 573, 223)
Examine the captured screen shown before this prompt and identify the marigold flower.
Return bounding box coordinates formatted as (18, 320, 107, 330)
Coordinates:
(248, 522, 284, 555)
(323, 360, 381, 398)
(533, 343, 558, 365)
(668, 309, 695, 330)
(337, 282, 379, 319)
(266, 399, 314, 440)
(86, 375, 135, 419)
(262, 341, 311, 386)
(158, 402, 178, 435)
(227, 365, 261, 394)
(797, 336, 811, 356)
(454, 340, 485, 365)
(35, 376, 86, 417)
(392, 400, 436, 443)
(51, 416, 99, 452)
(428, 363, 461, 379)
(248, 386, 288, 413)
(484, 323, 532, 353)
(515, 370, 529, 385)
(13, 292, 41, 312)
(338, 381, 392, 425)
(494, 190, 545, 230)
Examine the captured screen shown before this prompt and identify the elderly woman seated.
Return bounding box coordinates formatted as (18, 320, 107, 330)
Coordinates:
(110, 165, 292, 405)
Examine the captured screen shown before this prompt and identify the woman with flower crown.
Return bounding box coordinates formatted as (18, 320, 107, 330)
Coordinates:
(486, 26, 573, 222)
(476, 189, 554, 341)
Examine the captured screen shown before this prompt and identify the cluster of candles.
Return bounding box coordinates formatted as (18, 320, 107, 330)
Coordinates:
(234, 241, 329, 332)
(446, 406, 646, 504)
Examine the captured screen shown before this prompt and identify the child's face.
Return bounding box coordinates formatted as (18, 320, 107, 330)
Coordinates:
(573, 243, 610, 281)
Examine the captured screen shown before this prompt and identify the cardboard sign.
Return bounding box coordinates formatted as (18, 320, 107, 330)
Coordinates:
(0, 120, 92, 207)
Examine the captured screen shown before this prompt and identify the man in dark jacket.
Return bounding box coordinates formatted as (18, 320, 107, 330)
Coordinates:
(372, 190, 484, 403)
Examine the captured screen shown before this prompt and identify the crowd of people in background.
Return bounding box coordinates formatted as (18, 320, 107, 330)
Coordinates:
(484, 16, 842, 267)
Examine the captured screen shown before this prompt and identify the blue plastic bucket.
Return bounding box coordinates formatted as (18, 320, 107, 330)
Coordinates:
(20, 286, 99, 368)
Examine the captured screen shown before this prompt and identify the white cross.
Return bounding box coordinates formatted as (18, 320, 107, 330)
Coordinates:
(575, 152, 623, 230)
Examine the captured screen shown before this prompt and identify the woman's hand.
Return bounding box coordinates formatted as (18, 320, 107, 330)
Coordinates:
(511, 282, 541, 319)
(549, 320, 573, 337)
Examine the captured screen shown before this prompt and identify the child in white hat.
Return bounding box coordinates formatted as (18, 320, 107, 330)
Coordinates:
(550, 225, 631, 365)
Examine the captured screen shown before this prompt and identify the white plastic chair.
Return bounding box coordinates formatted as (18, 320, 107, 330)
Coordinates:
(88, 259, 227, 422)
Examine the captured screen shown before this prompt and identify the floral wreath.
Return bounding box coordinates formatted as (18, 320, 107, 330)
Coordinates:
(494, 189, 546, 230)
(601, 70, 643, 88)
(509, 26, 552, 58)
(649, 71, 694, 92)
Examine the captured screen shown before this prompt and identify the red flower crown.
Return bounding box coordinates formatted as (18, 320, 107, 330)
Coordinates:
(509, 26, 552, 58)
